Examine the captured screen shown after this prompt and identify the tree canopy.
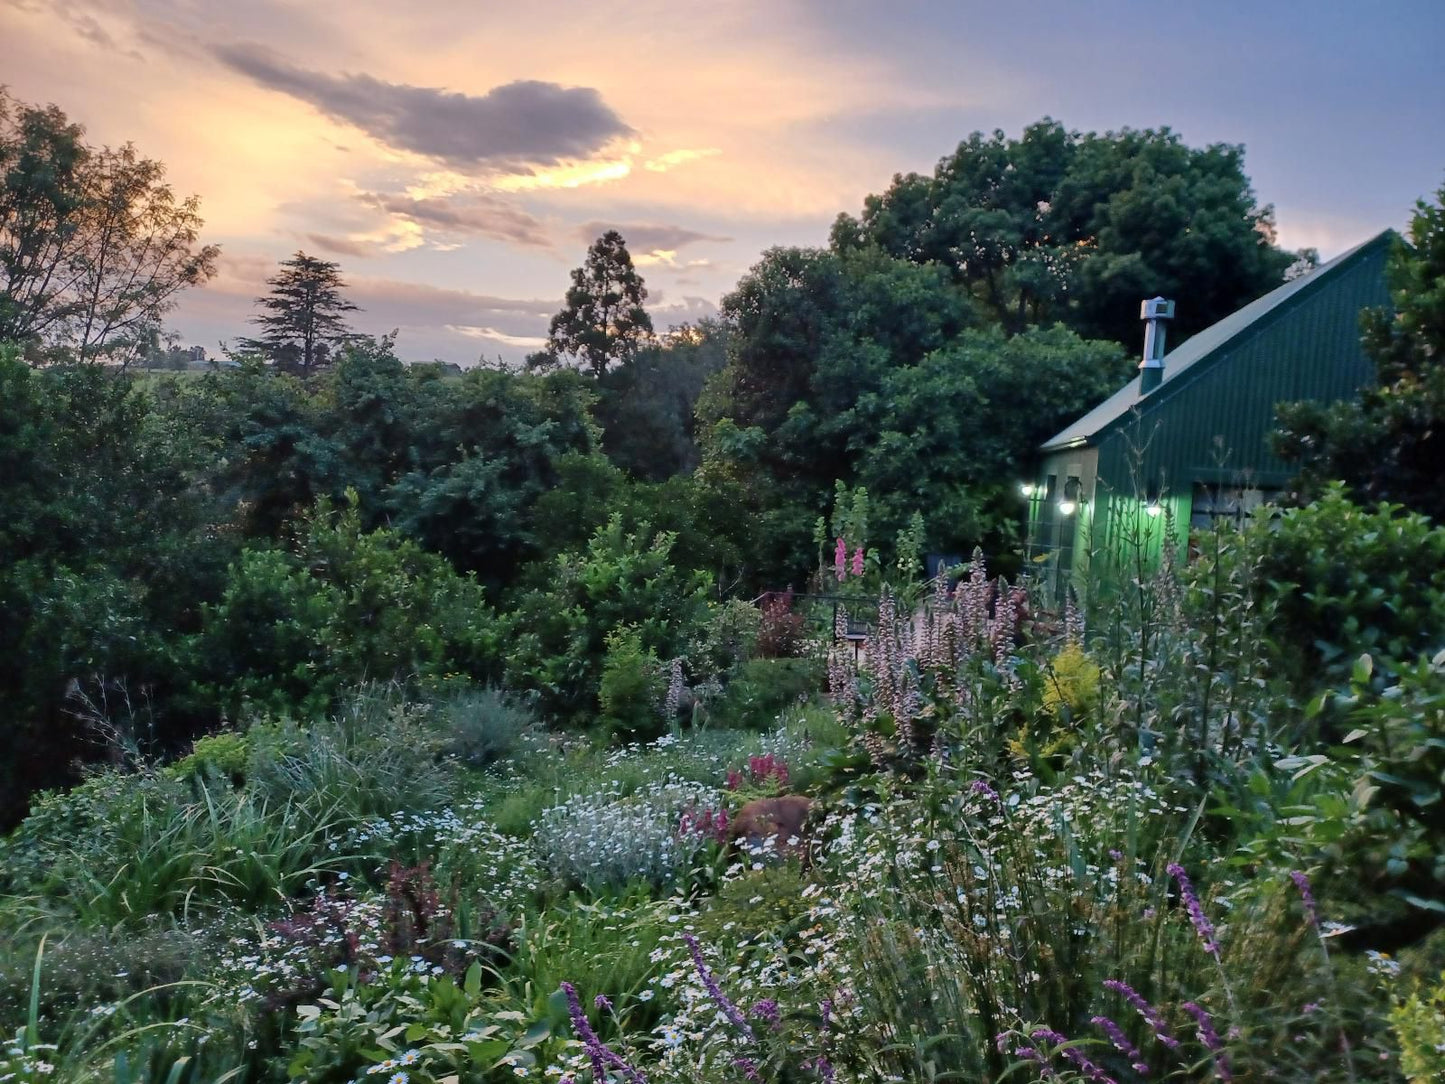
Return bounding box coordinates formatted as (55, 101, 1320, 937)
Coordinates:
(240, 251, 358, 379)
(538, 230, 653, 377)
(831, 118, 1301, 347)
(0, 89, 217, 363)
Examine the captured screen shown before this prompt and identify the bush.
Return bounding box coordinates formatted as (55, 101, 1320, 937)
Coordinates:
(435, 685, 536, 768)
(192, 497, 497, 719)
(167, 730, 249, 787)
(504, 515, 712, 724)
(712, 657, 823, 729)
(1256, 485, 1445, 687)
(599, 627, 665, 740)
(755, 590, 809, 658)
(532, 780, 726, 891)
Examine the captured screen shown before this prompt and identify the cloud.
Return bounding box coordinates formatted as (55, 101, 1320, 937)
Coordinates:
(213, 42, 633, 169)
(365, 192, 551, 248)
(644, 147, 721, 172)
(304, 232, 380, 258)
(573, 221, 732, 252)
(346, 278, 556, 329)
(446, 325, 548, 349)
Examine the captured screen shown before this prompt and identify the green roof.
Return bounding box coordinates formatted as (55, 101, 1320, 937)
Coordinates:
(1040, 230, 1395, 453)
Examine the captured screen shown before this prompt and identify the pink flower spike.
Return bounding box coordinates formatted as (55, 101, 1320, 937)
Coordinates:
(834, 537, 848, 581)
(851, 545, 865, 577)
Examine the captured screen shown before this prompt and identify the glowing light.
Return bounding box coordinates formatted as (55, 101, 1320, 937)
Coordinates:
(1058, 500, 1077, 516)
(1020, 482, 1036, 498)
(1145, 501, 1163, 518)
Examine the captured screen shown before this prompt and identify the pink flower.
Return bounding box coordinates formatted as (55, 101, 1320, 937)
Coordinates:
(851, 545, 865, 577)
(834, 537, 847, 581)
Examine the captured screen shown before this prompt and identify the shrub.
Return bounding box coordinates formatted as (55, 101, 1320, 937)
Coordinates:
(435, 685, 536, 768)
(532, 780, 726, 891)
(755, 590, 809, 659)
(713, 657, 823, 729)
(598, 627, 666, 740)
(167, 730, 249, 787)
(504, 515, 712, 724)
(192, 497, 497, 719)
(1392, 971, 1445, 1083)
(1255, 485, 1445, 688)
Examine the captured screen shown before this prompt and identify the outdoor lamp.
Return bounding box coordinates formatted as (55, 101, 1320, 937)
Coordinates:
(1058, 476, 1082, 516)
(1145, 501, 1163, 517)
(1020, 482, 1036, 498)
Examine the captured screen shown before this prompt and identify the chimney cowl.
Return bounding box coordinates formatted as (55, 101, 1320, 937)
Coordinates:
(1138, 296, 1175, 395)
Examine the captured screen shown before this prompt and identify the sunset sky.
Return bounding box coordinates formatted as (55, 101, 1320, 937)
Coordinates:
(3, 0, 1442, 364)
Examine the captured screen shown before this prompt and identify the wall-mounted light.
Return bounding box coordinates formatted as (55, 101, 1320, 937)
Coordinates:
(1020, 482, 1037, 498)
(1058, 475, 1083, 516)
(1145, 501, 1163, 518)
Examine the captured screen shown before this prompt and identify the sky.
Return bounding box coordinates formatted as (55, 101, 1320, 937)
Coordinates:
(2, 0, 1442, 365)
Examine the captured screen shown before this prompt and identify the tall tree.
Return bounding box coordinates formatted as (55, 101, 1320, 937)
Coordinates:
(1275, 183, 1445, 518)
(0, 90, 217, 362)
(241, 251, 358, 379)
(831, 118, 1299, 347)
(537, 230, 652, 377)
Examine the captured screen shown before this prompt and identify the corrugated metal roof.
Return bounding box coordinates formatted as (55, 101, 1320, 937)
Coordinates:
(1040, 230, 1395, 452)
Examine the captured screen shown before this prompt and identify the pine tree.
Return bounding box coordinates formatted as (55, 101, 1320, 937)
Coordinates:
(241, 251, 359, 378)
(539, 231, 653, 377)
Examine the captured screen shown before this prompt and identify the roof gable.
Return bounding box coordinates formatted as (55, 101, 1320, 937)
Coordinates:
(1040, 230, 1396, 452)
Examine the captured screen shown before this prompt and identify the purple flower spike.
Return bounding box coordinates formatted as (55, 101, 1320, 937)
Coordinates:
(1103, 979, 1179, 1050)
(1092, 1015, 1148, 1075)
(1167, 863, 1219, 956)
(1012, 1047, 1056, 1078)
(682, 934, 754, 1039)
(560, 981, 647, 1084)
(1290, 870, 1320, 928)
(1030, 1027, 1119, 1084)
(733, 1057, 761, 1081)
(1182, 1002, 1233, 1083)
(594, 993, 613, 1012)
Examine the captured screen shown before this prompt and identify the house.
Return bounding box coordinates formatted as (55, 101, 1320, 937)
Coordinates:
(1025, 229, 1394, 594)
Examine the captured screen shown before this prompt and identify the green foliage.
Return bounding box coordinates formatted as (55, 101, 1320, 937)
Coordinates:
(192, 498, 496, 718)
(832, 117, 1297, 346)
(436, 686, 538, 769)
(287, 962, 561, 1084)
(166, 731, 249, 787)
(712, 657, 823, 730)
(537, 230, 653, 378)
(505, 515, 712, 724)
(598, 627, 666, 741)
(593, 320, 728, 480)
(1391, 970, 1445, 1083)
(1277, 184, 1445, 518)
(1253, 485, 1445, 686)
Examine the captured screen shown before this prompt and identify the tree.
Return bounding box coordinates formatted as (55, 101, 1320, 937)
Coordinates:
(1275, 183, 1445, 518)
(0, 89, 218, 362)
(537, 230, 653, 377)
(831, 119, 1299, 347)
(241, 251, 358, 379)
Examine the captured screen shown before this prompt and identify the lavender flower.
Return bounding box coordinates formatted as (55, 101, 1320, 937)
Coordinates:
(804, 1055, 836, 1083)
(732, 1057, 761, 1081)
(594, 994, 613, 1013)
(1290, 870, 1319, 929)
(560, 981, 647, 1084)
(1167, 863, 1219, 955)
(1030, 1027, 1118, 1084)
(749, 999, 781, 1030)
(970, 779, 1000, 802)
(1182, 1002, 1232, 1083)
(1103, 980, 1179, 1050)
(1091, 1015, 1149, 1074)
(1010, 1046, 1056, 1078)
(682, 934, 754, 1038)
